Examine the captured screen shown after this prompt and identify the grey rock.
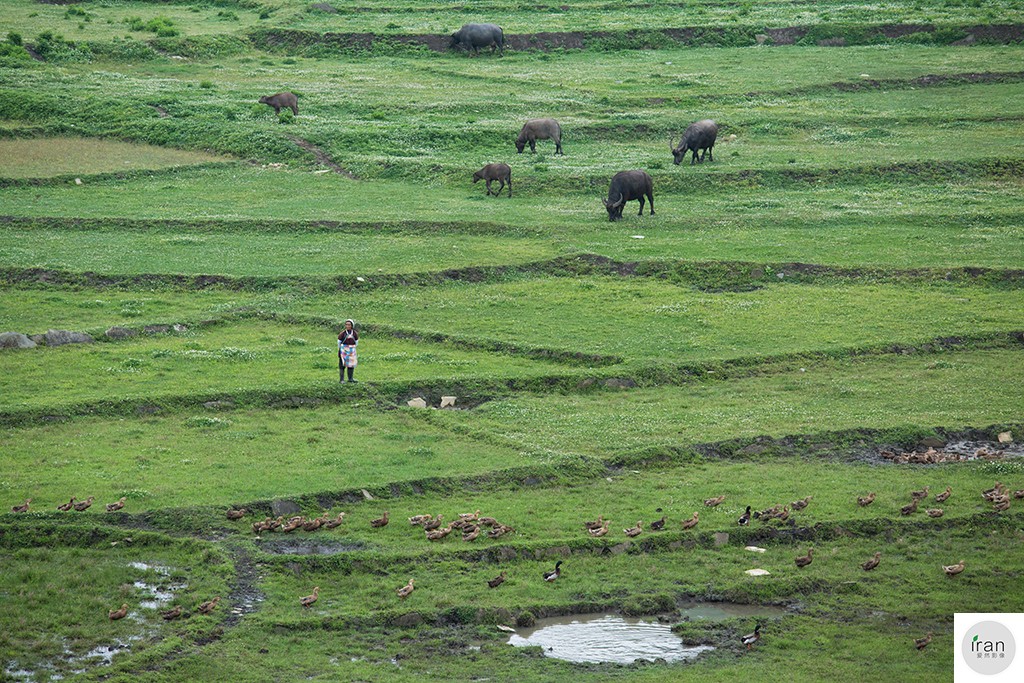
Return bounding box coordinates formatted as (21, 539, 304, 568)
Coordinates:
(919, 436, 946, 449)
(30, 334, 45, 344)
(143, 325, 170, 334)
(204, 400, 236, 410)
(609, 542, 631, 555)
(272, 500, 302, 516)
(714, 532, 730, 547)
(173, 324, 189, 332)
(45, 329, 94, 346)
(0, 332, 37, 349)
(755, 33, 770, 45)
(105, 326, 136, 340)
(603, 377, 637, 389)
(394, 612, 423, 627)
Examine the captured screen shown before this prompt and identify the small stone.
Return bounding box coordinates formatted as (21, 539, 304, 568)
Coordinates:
(496, 624, 516, 633)
(356, 277, 365, 282)
(745, 568, 771, 576)
(105, 326, 136, 340)
(75, 178, 83, 185)
(745, 546, 767, 553)
(407, 397, 427, 408)
(755, 34, 769, 45)
(271, 500, 301, 516)
(440, 396, 457, 408)
(45, 329, 94, 346)
(172, 324, 188, 332)
(714, 532, 729, 547)
(0, 332, 36, 349)
(143, 325, 170, 334)
(998, 431, 1012, 443)
(631, 235, 644, 239)
(361, 489, 374, 501)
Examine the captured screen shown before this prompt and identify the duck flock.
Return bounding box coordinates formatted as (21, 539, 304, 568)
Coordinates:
(9, 477, 1022, 651)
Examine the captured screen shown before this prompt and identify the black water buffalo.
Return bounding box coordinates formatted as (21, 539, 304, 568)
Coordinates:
(451, 23, 504, 56)
(473, 163, 512, 197)
(603, 170, 654, 221)
(516, 118, 562, 155)
(259, 92, 299, 116)
(671, 119, 718, 165)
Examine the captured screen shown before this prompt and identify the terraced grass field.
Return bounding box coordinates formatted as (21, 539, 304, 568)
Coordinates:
(2, 1, 1023, 681)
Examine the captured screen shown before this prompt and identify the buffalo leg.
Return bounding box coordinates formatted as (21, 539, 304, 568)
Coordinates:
(555, 140, 563, 155)
(506, 176, 512, 197)
(637, 196, 645, 216)
(485, 179, 493, 196)
(691, 150, 698, 165)
(290, 105, 299, 116)
(706, 146, 713, 162)
(529, 140, 536, 152)
(647, 191, 654, 215)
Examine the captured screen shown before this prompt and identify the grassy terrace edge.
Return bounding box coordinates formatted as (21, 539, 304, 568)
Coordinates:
(1, 330, 1020, 427)
(4, 255, 1024, 294)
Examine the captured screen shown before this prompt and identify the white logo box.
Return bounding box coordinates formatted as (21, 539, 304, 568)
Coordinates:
(955, 613, 1024, 681)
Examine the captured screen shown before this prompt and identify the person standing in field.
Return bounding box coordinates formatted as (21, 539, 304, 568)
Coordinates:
(338, 319, 359, 383)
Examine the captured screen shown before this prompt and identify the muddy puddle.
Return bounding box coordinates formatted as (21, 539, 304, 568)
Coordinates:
(509, 614, 711, 664)
(509, 603, 786, 664)
(257, 539, 366, 555)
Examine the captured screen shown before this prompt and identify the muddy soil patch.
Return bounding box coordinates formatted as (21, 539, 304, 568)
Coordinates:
(224, 546, 264, 626)
(256, 538, 367, 555)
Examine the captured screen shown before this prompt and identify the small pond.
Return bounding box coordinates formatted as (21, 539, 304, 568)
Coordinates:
(508, 603, 787, 664)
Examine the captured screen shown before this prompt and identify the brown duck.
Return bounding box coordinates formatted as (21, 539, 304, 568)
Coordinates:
(857, 492, 875, 507)
(861, 552, 881, 571)
(680, 512, 699, 530)
(790, 496, 813, 511)
(704, 496, 726, 507)
(794, 548, 814, 568)
(623, 521, 643, 537)
(323, 512, 346, 529)
(160, 606, 183, 621)
(370, 510, 389, 528)
(73, 497, 94, 512)
(108, 603, 129, 620)
(225, 508, 246, 520)
(396, 579, 415, 599)
(487, 571, 507, 588)
(900, 499, 919, 516)
(56, 497, 76, 512)
(299, 587, 320, 607)
(935, 486, 952, 503)
(11, 498, 32, 513)
(106, 497, 127, 512)
(197, 597, 220, 615)
(914, 633, 933, 650)
(909, 486, 930, 501)
(942, 560, 965, 576)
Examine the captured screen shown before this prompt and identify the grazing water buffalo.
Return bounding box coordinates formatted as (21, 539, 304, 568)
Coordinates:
(259, 92, 299, 116)
(473, 163, 512, 197)
(516, 118, 562, 155)
(603, 170, 654, 222)
(671, 119, 718, 165)
(451, 23, 504, 56)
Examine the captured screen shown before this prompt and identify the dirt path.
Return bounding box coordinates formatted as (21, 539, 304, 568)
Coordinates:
(286, 136, 357, 178)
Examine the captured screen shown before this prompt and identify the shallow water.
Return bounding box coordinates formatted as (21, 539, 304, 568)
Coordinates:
(676, 601, 788, 621)
(508, 614, 713, 664)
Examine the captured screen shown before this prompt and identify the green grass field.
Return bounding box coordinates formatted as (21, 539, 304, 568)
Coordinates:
(2, 1, 1024, 681)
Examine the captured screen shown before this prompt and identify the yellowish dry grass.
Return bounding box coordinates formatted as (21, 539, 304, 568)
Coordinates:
(0, 137, 231, 178)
